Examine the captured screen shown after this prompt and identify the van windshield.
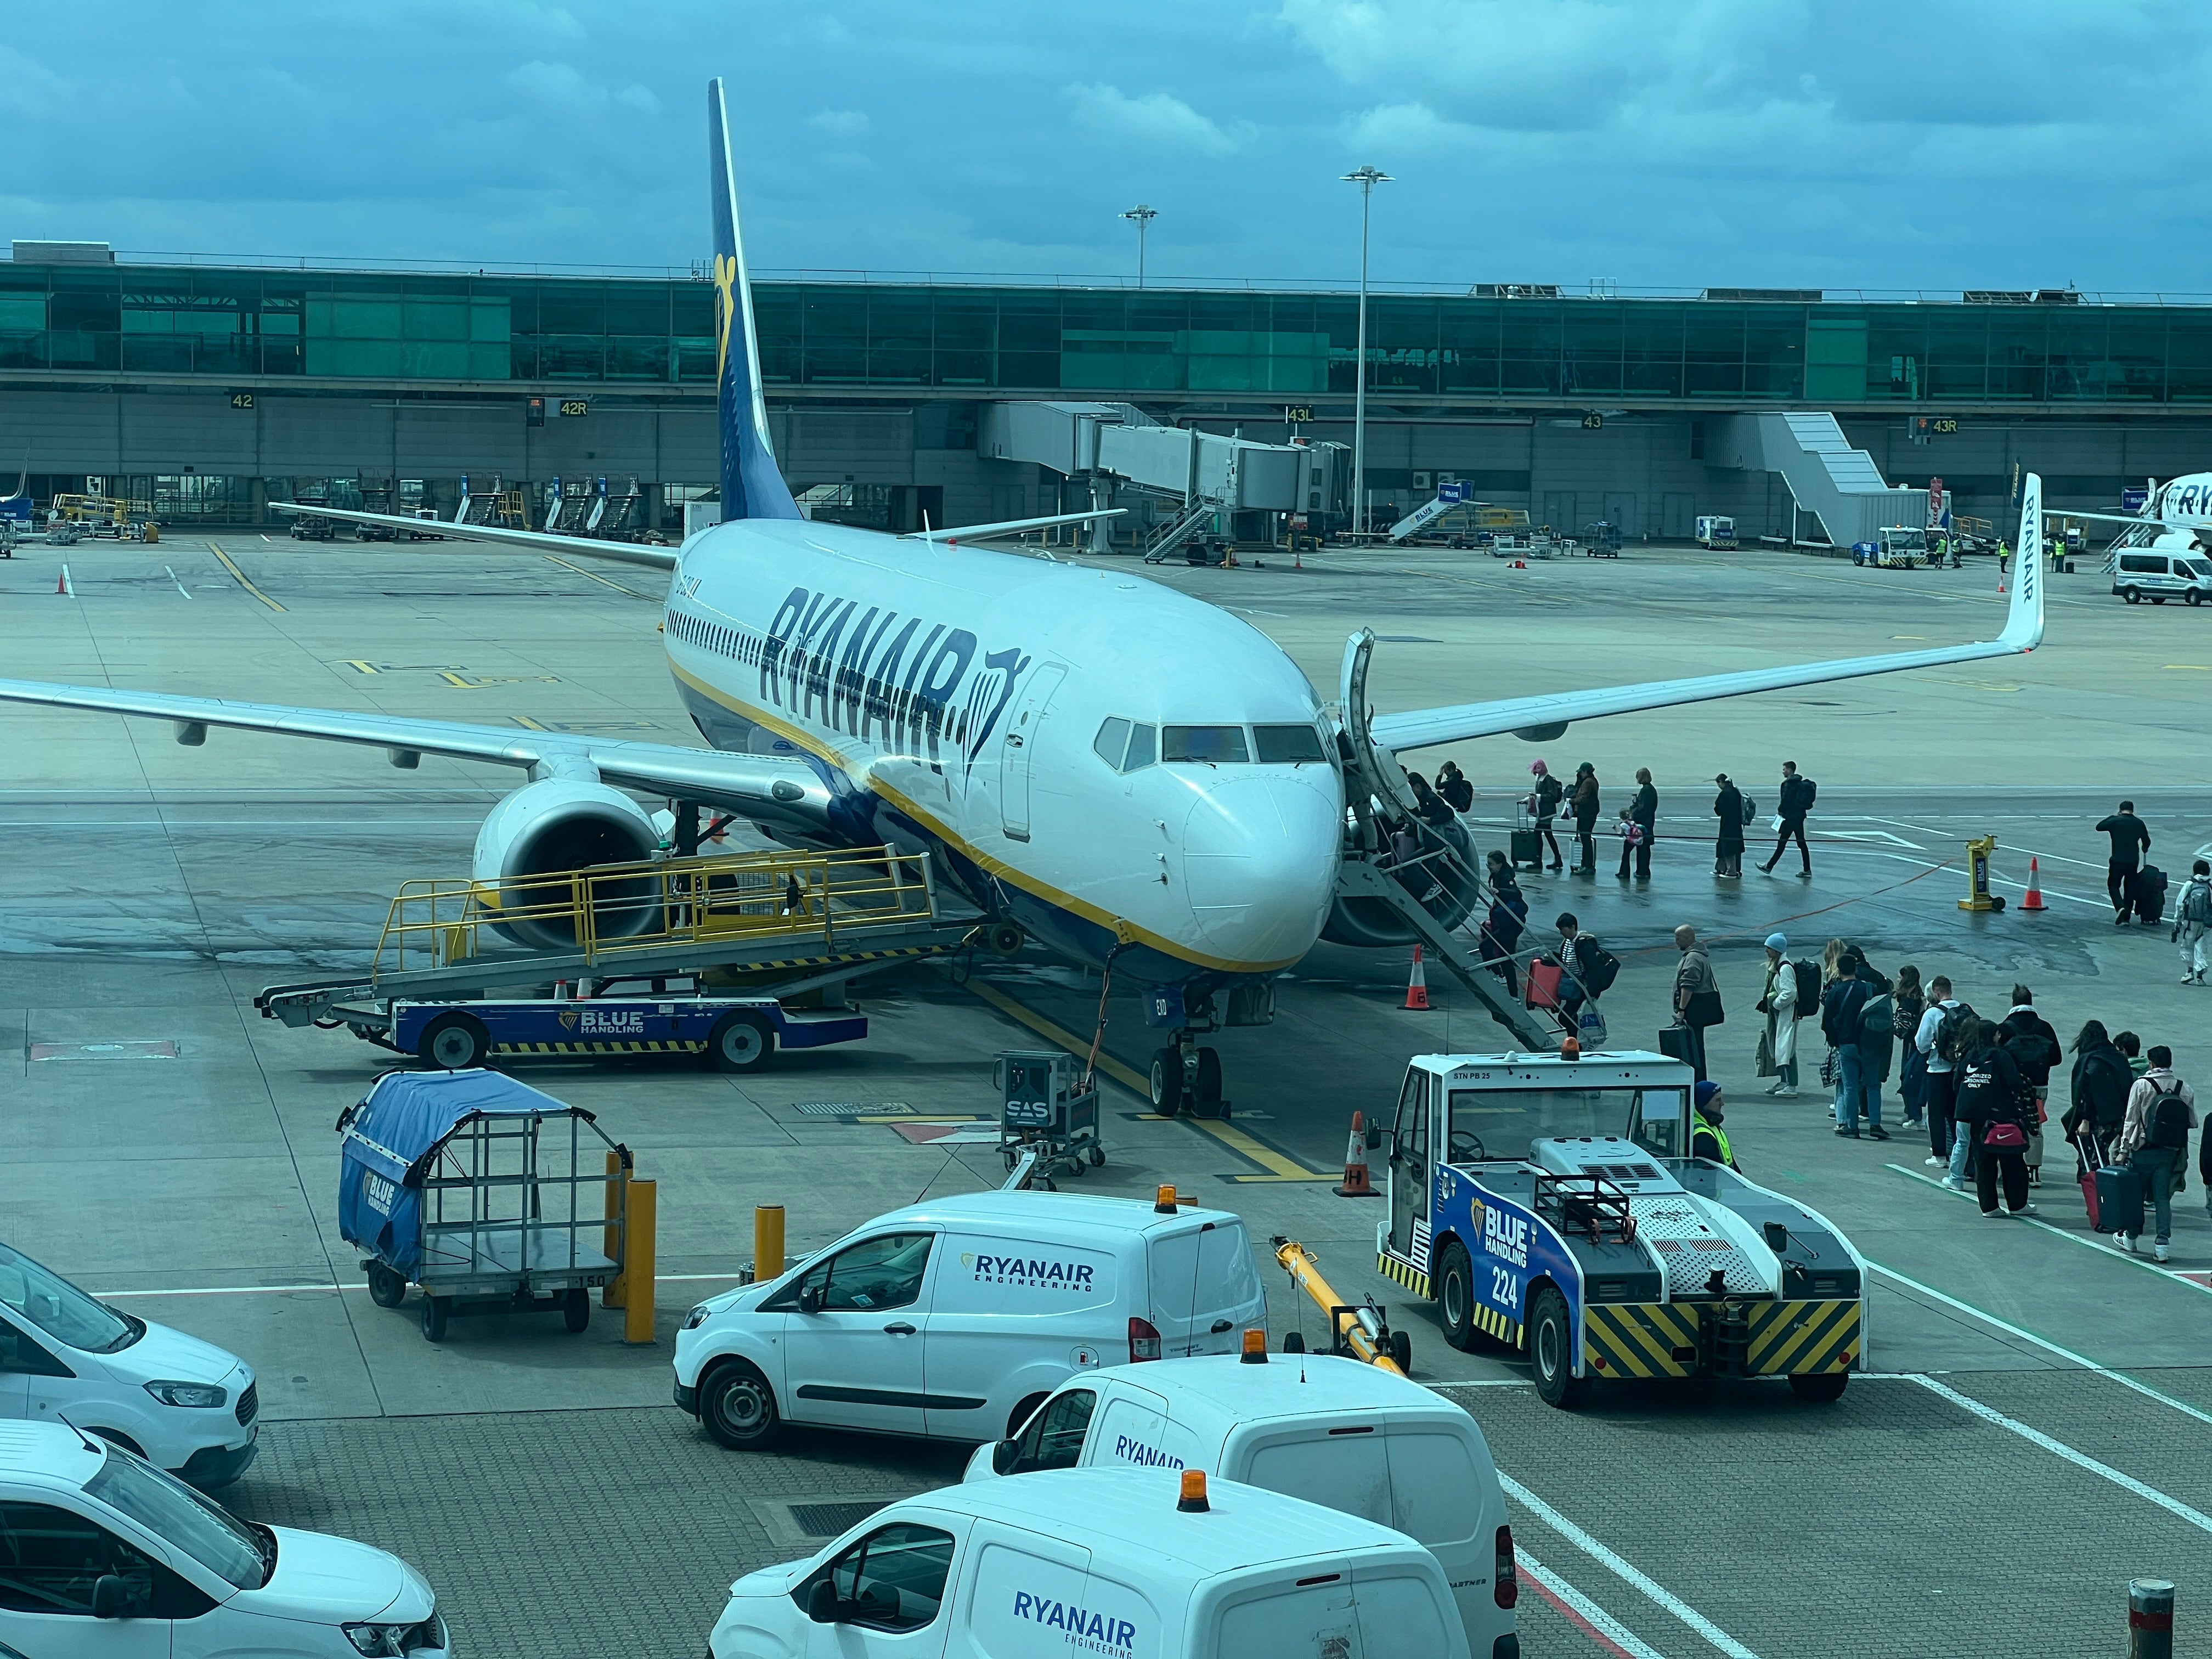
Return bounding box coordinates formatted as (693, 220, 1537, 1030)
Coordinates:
(0, 1242, 140, 1355)
(86, 1445, 271, 1590)
(1446, 1087, 1680, 1163)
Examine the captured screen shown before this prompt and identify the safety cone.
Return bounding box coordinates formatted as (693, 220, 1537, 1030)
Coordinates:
(1403, 946, 1430, 1011)
(2022, 856, 2046, 912)
(1335, 1110, 1380, 1198)
(57, 566, 73, 597)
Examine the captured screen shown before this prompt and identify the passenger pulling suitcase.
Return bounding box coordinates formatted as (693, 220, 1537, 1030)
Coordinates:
(2096, 1165, 2145, 1237)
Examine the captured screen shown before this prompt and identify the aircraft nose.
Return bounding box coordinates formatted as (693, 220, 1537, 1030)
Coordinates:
(1181, 770, 1344, 967)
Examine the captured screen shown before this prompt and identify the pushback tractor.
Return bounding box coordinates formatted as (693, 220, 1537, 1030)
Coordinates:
(1373, 1050, 1867, 1408)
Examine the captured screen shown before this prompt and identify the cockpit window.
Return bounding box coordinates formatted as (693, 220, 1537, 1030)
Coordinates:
(1092, 719, 1159, 774)
(1093, 718, 1131, 770)
(1253, 724, 1326, 764)
(1124, 723, 1156, 771)
(1163, 725, 1249, 764)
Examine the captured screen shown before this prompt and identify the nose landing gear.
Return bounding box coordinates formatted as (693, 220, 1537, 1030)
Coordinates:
(1150, 1031, 1227, 1119)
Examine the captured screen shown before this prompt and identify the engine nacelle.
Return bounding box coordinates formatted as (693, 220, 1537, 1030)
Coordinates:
(472, 778, 663, 950)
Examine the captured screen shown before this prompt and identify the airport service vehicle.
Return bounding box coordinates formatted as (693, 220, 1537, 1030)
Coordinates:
(0, 1242, 259, 1489)
(337, 1070, 628, 1343)
(964, 1352, 1516, 1657)
(708, 1465, 1475, 1659)
(2113, 548, 2212, 605)
(0, 83, 2049, 1128)
(1854, 526, 1934, 568)
(343, 990, 864, 1071)
(1374, 1051, 1867, 1409)
(1694, 514, 1736, 549)
(0, 1422, 447, 1658)
(675, 1192, 1265, 1450)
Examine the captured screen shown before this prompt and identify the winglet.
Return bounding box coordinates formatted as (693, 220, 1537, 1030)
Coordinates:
(708, 79, 799, 522)
(2002, 471, 2045, 651)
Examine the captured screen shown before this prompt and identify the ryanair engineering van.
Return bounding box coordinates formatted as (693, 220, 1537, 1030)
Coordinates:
(675, 1192, 1266, 1450)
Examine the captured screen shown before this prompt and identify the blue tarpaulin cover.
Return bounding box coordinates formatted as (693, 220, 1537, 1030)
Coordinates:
(337, 1069, 580, 1278)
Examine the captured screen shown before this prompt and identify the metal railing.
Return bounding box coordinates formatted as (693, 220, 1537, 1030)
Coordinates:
(373, 844, 936, 980)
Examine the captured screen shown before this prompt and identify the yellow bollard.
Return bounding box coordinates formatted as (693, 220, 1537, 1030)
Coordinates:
(754, 1205, 785, 1282)
(1959, 834, 1999, 912)
(602, 1151, 627, 1308)
(623, 1180, 657, 1344)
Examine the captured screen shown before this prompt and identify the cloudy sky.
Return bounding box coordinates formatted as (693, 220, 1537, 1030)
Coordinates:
(4, 0, 2201, 294)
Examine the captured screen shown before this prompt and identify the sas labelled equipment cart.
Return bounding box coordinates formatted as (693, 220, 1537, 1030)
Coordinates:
(338, 1069, 630, 1342)
(995, 1050, 1104, 1187)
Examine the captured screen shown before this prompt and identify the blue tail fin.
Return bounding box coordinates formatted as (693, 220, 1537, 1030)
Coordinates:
(709, 78, 800, 522)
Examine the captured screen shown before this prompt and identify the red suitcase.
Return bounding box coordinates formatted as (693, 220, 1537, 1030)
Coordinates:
(2079, 1170, 2101, 1231)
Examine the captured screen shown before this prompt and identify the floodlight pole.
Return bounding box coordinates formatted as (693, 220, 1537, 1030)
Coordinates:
(1120, 204, 1158, 289)
(1342, 165, 1391, 535)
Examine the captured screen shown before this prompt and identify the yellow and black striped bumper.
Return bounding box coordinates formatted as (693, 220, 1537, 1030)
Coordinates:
(1376, 1250, 1429, 1299)
(1747, 1298, 1861, 1376)
(1584, 1302, 1700, 1378)
(493, 1040, 706, 1055)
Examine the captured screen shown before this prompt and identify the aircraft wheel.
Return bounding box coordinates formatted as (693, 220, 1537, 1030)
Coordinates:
(1150, 1048, 1184, 1117)
(1190, 1047, 1224, 1116)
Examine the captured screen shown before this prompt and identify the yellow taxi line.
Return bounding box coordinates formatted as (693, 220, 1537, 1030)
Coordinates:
(206, 542, 286, 612)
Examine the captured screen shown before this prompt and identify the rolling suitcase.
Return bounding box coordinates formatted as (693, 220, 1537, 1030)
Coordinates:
(1510, 828, 1544, 871)
(2079, 1167, 2101, 1231)
(2134, 866, 2168, 926)
(1658, 1025, 1697, 1066)
(2096, 1164, 2144, 1237)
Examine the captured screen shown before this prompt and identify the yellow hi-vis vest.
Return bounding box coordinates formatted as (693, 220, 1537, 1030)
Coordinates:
(1695, 1110, 1732, 1166)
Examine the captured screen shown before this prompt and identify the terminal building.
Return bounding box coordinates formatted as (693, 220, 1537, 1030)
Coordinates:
(5, 240, 2212, 542)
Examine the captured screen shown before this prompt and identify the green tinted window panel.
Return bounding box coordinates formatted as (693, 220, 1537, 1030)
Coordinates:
(258, 312, 300, 334)
(998, 301, 1060, 353)
(997, 350, 1059, 386)
(123, 309, 177, 333)
(469, 300, 511, 342)
(676, 337, 723, 382)
(467, 341, 512, 379)
(539, 335, 606, 377)
(404, 298, 470, 341)
(603, 287, 669, 335)
(672, 287, 715, 333)
(802, 290, 866, 343)
(539, 290, 605, 334)
(932, 297, 995, 350)
(307, 338, 405, 376)
(608, 336, 670, 380)
(121, 336, 194, 372)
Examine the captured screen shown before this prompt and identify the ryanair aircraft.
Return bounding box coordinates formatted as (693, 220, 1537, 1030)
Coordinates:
(0, 82, 2047, 1112)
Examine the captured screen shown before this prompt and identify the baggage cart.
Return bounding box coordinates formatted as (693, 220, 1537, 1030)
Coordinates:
(337, 1069, 629, 1342)
(995, 1050, 1103, 1188)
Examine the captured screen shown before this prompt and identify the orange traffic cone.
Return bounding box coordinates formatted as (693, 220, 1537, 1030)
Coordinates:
(1403, 946, 1430, 1010)
(1335, 1110, 1380, 1198)
(2022, 856, 2046, 912)
(57, 565, 72, 597)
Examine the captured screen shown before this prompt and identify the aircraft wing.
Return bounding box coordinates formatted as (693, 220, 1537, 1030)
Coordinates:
(268, 503, 679, 571)
(0, 676, 832, 823)
(1370, 472, 2048, 754)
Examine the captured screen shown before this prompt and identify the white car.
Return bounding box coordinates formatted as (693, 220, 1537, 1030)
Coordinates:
(0, 1242, 258, 1488)
(708, 1466, 1471, 1659)
(965, 1353, 1518, 1658)
(0, 1420, 448, 1657)
(675, 1191, 1266, 1449)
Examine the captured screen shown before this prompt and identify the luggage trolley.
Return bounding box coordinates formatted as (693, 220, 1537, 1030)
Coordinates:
(995, 1050, 1104, 1188)
(337, 1069, 630, 1342)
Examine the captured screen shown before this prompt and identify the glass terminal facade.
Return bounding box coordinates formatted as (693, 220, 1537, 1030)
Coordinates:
(8, 262, 2212, 406)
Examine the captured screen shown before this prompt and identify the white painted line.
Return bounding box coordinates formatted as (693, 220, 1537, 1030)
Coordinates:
(59, 563, 74, 597)
(1910, 1374, 2212, 1535)
(1500, 1472, 1759, 1658)
(1883, 1163, 2212, 1300)
(1432, 1378, 1535, 1389)
(1518, 1548, 1666, 1659)
(94, 1270, 755, 1300)
(1869, 1262, 2212, 1428)
(163, 565, 191, 599)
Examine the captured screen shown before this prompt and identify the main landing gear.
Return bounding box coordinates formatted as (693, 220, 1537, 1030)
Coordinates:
(1149, 1030, 1227, 1119)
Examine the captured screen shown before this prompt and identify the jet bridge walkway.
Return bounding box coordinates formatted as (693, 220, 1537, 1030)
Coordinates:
(257, 844, 980, 1028)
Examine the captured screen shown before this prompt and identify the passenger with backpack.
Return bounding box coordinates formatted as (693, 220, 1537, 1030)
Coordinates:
(1759, 760, 1817, 878)
(1914, 977, 1976, 1184)
(1893, 966, 1929, 1127)
(1955, 1018, 2036, 1218)
(1821, 955, 1875, 1137)
(2064, 1020, 2134, 1226)
(1552, 912, 1618, 1013)
(2115, 1046, 2198, 1261)
(2177, 859, 2212, 983)
(1756, 933, 1807, 1098)
(1853, 972, 1896, 1141)
(1999, 986, 2061, 1187)
(1479, 851, 1528, 998)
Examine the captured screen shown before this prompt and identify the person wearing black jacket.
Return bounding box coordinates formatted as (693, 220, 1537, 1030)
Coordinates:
(2095, 801, 2152, 925)
(1529, 761, 1564, 870)
(1713, 774, 1746, 878)
(1822, 957, 1874, 1136)
(1955, 1019, 2035, 1216)
(1618, 768, 1657, 880)
(1999, 986, 2061, 1187)
(1760, 760, 1816, 877)
(1567, 763, 1601, 876)
(1437, 760, 1474, 814)
(1479, 851, 1527, 997)
(2064, 1020, 2132, 1175)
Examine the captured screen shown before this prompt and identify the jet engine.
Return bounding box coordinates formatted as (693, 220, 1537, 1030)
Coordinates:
(472, 777, 664, 950)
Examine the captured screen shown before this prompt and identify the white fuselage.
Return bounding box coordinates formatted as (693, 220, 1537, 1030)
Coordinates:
(660, 518, 1344, 984)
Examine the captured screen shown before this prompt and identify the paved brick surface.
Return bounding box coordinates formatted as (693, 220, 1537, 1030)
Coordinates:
(225, 1408, 966, 1658)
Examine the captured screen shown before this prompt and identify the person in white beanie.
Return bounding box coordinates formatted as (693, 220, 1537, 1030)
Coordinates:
(1757, 932, 1802, 1097)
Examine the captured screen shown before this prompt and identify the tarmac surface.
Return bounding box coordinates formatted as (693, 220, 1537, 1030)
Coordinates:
(5, 529, 2210, 1657)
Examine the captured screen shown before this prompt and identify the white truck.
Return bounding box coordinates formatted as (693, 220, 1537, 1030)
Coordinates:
(1694, 515, 1736, 549)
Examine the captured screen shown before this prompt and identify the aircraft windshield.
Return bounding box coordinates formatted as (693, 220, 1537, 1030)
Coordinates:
(1163, 725, 1250, 764)
(1252, 724, 1326, 764)
(1446, 1087, 1686, 1164)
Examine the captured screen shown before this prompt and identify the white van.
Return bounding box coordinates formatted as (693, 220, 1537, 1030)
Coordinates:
(674, 1192, 1266, 1450)
(2113, 549, 2212, 605)
(708, 1465, 1471, 1659)
(0, 1420, 447, 1657)
(1, 1240, 259, 1488)
(964, 1353, 1517, 1659)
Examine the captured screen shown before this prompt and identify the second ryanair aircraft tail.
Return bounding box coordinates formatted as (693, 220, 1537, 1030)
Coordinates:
(708, 78, 800, 522)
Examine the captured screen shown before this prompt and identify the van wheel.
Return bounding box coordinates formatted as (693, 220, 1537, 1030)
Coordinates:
(707, 1012, 775, 1072)
(2190, 591, 2205, 607)
(1007, 1392, 1051, 1441)
(366, 1262, 407, 1308)
(418, 1012, 488, 1070)
(1530, 1286, 1590, 1409)
(1437, 1242, 1478, 1352)
(701, 1359, 781, 1449)
(1790, 1372, 1849, 1402)
(1149, 1048, 1183, 1117)
(2123, 587, 2143, 603)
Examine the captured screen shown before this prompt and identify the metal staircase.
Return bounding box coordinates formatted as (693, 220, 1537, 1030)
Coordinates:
(1333, 855, 1564, 1049)
(1143, 493, 1227, 562)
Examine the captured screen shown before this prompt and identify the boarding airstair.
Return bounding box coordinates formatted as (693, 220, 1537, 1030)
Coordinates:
(1143, 493, 1227, 562)
(1387, 494, 1529, 545)
(256, 844, 981, 1028)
